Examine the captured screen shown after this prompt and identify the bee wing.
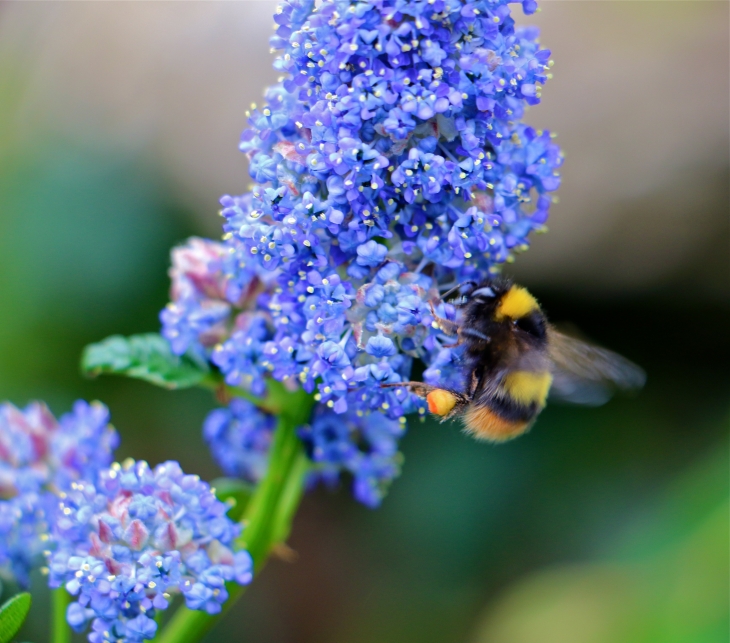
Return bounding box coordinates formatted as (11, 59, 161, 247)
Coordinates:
(547, 328, 646, 406)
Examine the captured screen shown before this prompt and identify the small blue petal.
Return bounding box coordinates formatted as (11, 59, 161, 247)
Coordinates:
(366, 335, 396, 358)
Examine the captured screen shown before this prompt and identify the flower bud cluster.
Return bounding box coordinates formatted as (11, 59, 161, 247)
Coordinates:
(48, 459, 253, 643)
(161, 0, 561, 505)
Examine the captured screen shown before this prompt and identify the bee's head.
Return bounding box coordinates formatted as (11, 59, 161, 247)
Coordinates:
(469, 281, 547, 340)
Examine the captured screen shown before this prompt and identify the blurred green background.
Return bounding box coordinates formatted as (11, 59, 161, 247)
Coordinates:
(1, 1, 727, 642)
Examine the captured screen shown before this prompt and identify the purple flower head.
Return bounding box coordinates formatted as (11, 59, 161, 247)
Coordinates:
(160, 0, 560, 505)
(0, 400, 118, 587)
(49, 459, 253, 643)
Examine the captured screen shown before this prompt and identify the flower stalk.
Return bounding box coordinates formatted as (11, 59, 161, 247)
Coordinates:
(52, 588, 71, 643)
(152, 387, 313, 643)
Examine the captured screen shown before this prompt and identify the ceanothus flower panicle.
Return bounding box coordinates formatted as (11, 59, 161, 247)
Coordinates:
(48, 459, 253, 643)
(0, 400, 118, 587)
(161, 0, 561, 506)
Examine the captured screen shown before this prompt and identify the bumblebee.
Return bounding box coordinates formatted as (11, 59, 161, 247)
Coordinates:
(389, 279, 645, 441)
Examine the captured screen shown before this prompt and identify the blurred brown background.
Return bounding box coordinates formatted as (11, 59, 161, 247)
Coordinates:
(0, 2, 727, 643)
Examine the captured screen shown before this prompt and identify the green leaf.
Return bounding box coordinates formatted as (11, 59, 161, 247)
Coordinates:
(212, 477, 255, 522)
(81, 334, 209, 390)
(0, 592, 31, 643)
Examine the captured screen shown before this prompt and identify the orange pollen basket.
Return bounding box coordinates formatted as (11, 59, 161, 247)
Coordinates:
(426, 389, 457, 416)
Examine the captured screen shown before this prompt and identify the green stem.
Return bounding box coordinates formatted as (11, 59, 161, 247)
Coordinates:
(153, 388, 313, 643)
(51, 588, 71, 643)
(270, 450, 310, 545)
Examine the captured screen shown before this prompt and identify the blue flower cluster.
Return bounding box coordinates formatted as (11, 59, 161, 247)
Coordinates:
(203, 398, 274, 483)
(301, 408, 405, 507)
(161, 0, 561, 505)
(0, 400, 118, 587)
(48, 459, 253, 643)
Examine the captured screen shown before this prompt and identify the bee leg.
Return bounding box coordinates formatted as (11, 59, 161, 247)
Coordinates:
(441, 337, 464, 349)
(468, 370, 482, 398)
(381, 382, 470, 418)
(428, 302, 460, 336)
(440, 280, 478, 301)
(441, 326, 490, 349)
(381, 381, 438, 398)
(433, 391, 471, 420)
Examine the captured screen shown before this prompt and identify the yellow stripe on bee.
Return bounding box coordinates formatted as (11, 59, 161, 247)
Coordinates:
(426, 389, 457, 416)
(502, 370, 553, 406)
(495, 286, 539, 320)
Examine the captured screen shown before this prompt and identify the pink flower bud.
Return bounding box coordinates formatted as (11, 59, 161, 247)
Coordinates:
(124, 519, 149, 550)
(170, 238, 228, 301)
